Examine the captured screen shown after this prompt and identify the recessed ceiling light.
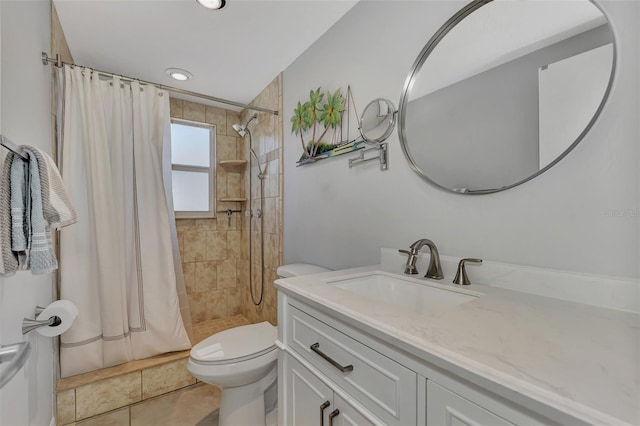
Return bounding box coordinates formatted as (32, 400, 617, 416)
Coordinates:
(196, 0, 226, 10)
(165, 68, 193, 81)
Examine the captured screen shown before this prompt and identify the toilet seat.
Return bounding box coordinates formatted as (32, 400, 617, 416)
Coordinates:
(190, 321, 277, 364)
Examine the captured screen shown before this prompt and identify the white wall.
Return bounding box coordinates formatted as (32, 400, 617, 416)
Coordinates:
(0, 2, 54, 425)
(283, 0, 639, 279)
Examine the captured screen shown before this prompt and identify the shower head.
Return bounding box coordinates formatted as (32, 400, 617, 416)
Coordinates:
(232, 114, 258, 137)
(232, 123, 247, 137)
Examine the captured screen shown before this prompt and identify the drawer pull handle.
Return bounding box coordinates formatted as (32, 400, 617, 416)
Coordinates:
(329, 409, 340, 426)
(310, 343, 354, 373)
(320, 401, 330, 426)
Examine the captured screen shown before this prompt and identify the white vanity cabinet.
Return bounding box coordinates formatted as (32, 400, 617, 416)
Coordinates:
(427, 381, 516, 426)
(283, 352, 378, 426)
(279, 297, 417, 426)
(423, 376, 557, 426)
(279, 294, 561, 426)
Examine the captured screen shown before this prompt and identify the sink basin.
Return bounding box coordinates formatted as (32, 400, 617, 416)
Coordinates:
(324, 272, 480, 315)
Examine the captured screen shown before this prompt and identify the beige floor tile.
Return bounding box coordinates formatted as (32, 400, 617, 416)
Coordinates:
(77, 408, 129, 426)
(191, 315, 249, 343)
(130, 384, 220, 426)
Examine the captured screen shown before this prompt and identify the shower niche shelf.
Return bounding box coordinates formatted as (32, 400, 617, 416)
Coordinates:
(219, 197, 247, 202)
(219, 160, 247, 170)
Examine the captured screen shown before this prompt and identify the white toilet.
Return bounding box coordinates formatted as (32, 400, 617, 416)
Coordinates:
(187, 263, 330, 426)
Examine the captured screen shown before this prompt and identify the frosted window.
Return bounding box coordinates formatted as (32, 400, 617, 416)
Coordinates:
(171, 122, 210, 167)
(172, 171, 210, 212)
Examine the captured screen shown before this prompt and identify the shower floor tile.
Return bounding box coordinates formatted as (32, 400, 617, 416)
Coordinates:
(192, 315, 250, 344)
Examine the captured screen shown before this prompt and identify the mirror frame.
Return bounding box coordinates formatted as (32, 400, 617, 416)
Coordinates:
(359, 98, 397, 145)
(397, 0, 617, 195)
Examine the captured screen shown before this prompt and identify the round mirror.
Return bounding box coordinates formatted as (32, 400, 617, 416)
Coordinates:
(359, 98, 397, 144)
(398, 0, 615, 194)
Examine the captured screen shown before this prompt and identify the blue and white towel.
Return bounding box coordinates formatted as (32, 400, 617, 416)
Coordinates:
(0, 146, 77, 276)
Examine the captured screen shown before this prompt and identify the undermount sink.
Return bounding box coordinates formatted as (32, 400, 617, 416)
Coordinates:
(323, 272, 481, 315)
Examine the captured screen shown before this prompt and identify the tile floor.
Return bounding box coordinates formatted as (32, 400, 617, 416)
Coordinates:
(192, 315, 250, 344)
(75, 383, 220, 426)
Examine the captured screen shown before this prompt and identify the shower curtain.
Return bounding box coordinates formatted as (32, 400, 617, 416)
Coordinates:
(58, 66, 191, 377)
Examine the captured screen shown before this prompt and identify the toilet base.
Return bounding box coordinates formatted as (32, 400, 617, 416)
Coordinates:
(219, 367, 277, 426)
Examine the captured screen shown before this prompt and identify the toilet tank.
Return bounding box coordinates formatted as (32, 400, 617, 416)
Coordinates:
(276, 263, 330, 278)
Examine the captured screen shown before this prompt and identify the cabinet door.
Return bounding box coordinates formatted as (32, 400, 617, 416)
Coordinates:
(427, 381, 515, 426)
(286, 354, 334, 426)
(332, 394, 378, 426)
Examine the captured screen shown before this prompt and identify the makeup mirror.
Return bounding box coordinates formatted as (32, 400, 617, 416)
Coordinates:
(359, 98, 397, 145)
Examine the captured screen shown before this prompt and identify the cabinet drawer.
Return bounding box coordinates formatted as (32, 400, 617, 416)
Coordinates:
(286, 304, 417, 425)
(427, 381, 515, 426)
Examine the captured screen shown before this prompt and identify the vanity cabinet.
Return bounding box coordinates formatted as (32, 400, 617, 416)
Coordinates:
(284, 353, 377, 426)
(426, 381, 515, 426)
(279, 295, 557, 426)
(280, 299, 417, 425)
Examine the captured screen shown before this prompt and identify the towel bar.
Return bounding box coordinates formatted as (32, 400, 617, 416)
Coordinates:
(0, 342, 31, 389)
(0, 135, 28, 160)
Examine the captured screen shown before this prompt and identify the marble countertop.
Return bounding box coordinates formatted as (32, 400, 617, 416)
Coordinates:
(275, 265, 640, 426)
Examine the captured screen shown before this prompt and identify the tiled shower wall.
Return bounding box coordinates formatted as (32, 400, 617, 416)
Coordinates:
(169, 99, 247, 324)
(240, 75, 284, 325)
(168, 75, 283, 326)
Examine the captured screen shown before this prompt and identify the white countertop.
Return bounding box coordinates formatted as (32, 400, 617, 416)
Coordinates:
(275, 265, 640, 425)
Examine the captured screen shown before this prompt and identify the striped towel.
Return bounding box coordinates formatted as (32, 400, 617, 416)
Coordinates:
(0, 154, 19, 275)
(29, 148, 77, 229)
(0, 146, 78, 276)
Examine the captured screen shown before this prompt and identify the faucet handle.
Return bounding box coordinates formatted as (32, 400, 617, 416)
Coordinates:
(398, 249, 419, 274)
(453, 258, 483, 285)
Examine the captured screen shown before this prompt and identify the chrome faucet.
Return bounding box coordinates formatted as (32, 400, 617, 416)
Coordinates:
(400, 239, 444, 280)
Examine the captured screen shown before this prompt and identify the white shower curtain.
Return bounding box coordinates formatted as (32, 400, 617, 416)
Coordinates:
(59, 66, 191, 377)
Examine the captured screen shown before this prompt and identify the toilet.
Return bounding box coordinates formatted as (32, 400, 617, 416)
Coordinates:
(187, 263, 330, 426)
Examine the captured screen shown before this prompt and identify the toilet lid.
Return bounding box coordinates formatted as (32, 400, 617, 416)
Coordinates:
(190, 321, 277, 364)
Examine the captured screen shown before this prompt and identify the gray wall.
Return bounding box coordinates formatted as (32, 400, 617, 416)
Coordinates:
(0, 2, 55, 425)
(283, 0, 639, 279)
(407, 24, 613, 190)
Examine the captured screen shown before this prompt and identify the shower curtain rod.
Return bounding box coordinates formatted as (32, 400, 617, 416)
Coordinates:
(42, 52, 279, 116)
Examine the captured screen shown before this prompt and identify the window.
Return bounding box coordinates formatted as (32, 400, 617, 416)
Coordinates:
(170, 119, 215, 218)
